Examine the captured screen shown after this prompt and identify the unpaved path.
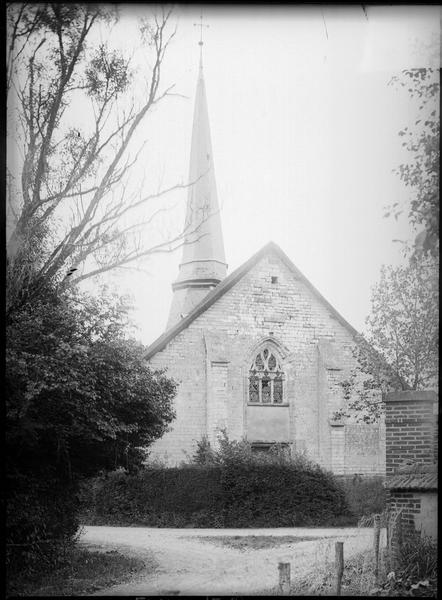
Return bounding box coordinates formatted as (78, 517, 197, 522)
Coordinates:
(79, 526, 385, 596)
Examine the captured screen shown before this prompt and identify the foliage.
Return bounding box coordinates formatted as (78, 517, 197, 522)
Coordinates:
(6, 476, 80, 575)
(337, 337, 402, 423)
(81, 434, 351, 528)
(366, 257, 438, 390)
(336, 255, 438, 421)
(335, 475, 386, 521)
(371, 537, 438, 597)
(387, 68, 439, 258)
(6, 4, 185, 317)
(6, 284, 176, 568)
(346, 69, 440, 421)
(7, 285, 176, 477)
(7, 544, 150, 597)
(399, 536, 438, 583)
(191, 429, 312, 468)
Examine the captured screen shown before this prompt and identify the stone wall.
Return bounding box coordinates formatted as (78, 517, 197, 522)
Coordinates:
(148, 249, 385, 474)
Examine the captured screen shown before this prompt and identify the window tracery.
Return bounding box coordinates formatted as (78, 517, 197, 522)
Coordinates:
(248, 346, 285, 404)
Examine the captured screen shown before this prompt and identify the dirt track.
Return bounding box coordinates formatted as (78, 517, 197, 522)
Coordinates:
(80, 525, 385, 596)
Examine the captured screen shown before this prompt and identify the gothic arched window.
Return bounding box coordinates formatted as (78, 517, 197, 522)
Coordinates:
(249, 346, 285, 404)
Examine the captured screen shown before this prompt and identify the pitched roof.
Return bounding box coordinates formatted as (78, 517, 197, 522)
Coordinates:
(145, 241, 359, 360)
(385, 471, 438, 491)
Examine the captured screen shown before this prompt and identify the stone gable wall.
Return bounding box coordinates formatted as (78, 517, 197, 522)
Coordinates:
(148, 250, 385, 474)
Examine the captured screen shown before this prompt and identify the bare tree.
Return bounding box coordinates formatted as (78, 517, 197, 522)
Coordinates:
(7, 3, 208, 316)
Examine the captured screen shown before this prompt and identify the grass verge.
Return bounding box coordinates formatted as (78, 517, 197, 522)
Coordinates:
(285, 547, 437, 597)
(290, 549, 380, 596)
(7, 544, 156, 597)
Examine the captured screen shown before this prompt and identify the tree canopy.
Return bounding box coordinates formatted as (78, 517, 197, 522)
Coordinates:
(6, 4, 205, 317)
(6, 4, 183, 568)
(343, 68, 440, 422)
(6, 283, 177, 567)
(6, 285, 177, 481)
(387, 68, 439, 257)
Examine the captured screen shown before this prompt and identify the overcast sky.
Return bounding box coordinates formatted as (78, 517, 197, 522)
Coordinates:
(91, 4, 440, 345)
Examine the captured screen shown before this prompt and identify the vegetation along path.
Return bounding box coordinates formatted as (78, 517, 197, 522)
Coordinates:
(80, 526, 386, 595)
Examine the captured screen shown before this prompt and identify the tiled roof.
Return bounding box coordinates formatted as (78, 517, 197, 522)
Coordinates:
(385, 471, 438, 491)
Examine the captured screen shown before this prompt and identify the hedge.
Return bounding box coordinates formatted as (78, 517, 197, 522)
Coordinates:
(7, 476, 80, 574)
(80, 462, 352, 528)
(335, 475, 386, 520)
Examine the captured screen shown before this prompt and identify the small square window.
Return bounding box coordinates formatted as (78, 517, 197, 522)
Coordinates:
(271, 276, 278, 284)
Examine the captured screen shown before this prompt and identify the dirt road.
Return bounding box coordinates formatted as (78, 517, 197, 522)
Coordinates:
(80, 525, 384, 596)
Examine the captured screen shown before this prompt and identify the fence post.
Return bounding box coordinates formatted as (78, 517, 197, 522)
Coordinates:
(278, 562, 291, 596)
(335, 541, 344, 596)
(391, 509, 403, 571)
(373, 513, 381, 583)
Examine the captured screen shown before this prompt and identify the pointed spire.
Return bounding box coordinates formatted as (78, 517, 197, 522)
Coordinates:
(167, 45, 227, 329)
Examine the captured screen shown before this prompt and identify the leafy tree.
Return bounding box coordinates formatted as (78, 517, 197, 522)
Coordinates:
(366, 257, 438, 390)
(7, 286, 176, 478)
(338, 255, 438, 422)
(6, 284, 176, 566)
(343, 69, 440, 423)
(387, 68, 439, 257)
(6, 4, 205, 317)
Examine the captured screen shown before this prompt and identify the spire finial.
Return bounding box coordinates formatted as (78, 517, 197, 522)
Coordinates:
(193, 11, 209, 62)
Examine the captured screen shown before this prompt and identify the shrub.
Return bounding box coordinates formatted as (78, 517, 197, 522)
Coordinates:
(399, 536, 438, 582)
(81, 435, 351, 528)
(335, 474, 386, 521)
(7, 476, 80, 575)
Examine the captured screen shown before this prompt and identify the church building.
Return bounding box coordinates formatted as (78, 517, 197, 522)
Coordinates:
(146, 50, 385, 476)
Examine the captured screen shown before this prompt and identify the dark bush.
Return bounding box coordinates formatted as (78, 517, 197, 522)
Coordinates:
(7, 285, 176, 573)
(81, 461, 351, 528)
(335, 475, 386, 521)
(7, 476, 80, 575)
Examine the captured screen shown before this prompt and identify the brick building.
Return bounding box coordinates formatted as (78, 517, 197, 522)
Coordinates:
(384, 390, 438, 539)
(145, 54, 386, 473)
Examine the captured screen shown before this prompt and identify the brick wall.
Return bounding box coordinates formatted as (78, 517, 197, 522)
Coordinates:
(148, 249, 385, 473)
(387, 490, 422, 534)
(385, 390, 438, 541)
(385, 391, 438, 475)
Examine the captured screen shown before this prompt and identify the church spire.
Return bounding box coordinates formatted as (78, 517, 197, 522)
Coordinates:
(166, 33, 227, 329)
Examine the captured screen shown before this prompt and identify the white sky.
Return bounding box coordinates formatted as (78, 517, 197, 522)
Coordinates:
(87, 4, 440, 345)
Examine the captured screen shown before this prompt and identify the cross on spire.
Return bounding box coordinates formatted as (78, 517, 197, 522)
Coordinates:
(193, 12, 209, 51)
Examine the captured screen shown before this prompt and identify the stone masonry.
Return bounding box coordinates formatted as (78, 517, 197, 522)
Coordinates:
(147, 244, 386, 475)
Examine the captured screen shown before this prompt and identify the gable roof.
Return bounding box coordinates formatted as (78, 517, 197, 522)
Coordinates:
(145, 241, 360, 360)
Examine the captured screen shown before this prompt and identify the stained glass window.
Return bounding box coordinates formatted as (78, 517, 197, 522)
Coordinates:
(262, 378, 271, 403)
(249, 347, 285, 404)
(273, 378, 283, 404)
(249, 377, 259, 403)
(255, 353, 264, 369)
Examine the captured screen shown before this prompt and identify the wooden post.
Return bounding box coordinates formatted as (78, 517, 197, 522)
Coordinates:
(373, 513, 381, 583)
(278, 562, 291, 596)
(335, 541, 344, 596)
(393, 510, 403, 571)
